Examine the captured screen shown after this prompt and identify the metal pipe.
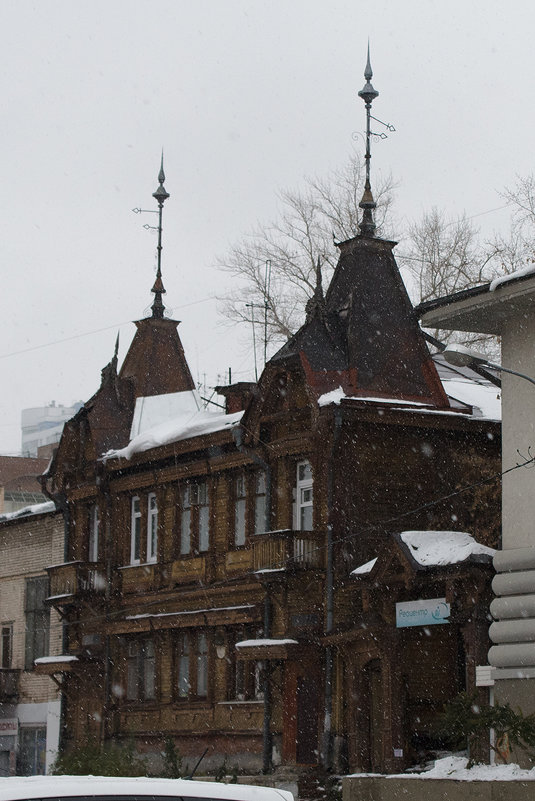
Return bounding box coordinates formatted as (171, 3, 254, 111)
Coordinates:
(322, 408, 342, 770)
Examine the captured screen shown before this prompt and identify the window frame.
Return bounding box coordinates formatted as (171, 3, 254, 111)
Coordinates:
(88, 503, 99, 563)
(130, 496, 141, 565)
(295, 459, 313, 532)
(176, 630, 210, 701)
(24, 576, 50, 670)
(146, 492, 158, 564)
(228, 626, 265, 702)
(179, 480, 210, 556)
(231, 470, 268, 548)
(1, 623, 13, 669)
(126, 638, 156, 702)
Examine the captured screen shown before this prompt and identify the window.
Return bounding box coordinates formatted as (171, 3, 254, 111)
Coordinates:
(24, 577, 50, 670)
(126, 639, 156, 701)
(147, 492, 158, 563)
(234, 476, 246, 546)
(229, 627, 264, 701)
(232, 471, 268, 546)
(254, 471, 267, 535)
(1, 624, 12, 669)
(88, 504, 99, 562)
(176, 631, 209, 700)
(295, 460, 313, 531)
(130, 496, 141, 565)
(179, 481, 210, 555)
(17, 727, 46, 775)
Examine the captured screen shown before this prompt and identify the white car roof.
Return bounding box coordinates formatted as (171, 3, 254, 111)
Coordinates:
(0, 777, 293, 801)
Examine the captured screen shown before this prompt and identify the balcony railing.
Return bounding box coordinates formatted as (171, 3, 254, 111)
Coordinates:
(0, 669, 20, 701)
(252, 529, 324, 572)
(47, 561, 107, 602)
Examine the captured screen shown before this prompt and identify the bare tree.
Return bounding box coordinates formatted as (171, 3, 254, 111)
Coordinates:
(216, 153, 396, 345)
(217, 156, 527, 361)
(398, 208, 495, 304)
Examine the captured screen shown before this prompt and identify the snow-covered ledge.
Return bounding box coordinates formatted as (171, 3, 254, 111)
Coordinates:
(343, 757, 535, 801)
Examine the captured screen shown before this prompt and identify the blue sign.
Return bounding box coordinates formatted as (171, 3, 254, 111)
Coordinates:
(396, 598, 450, 628)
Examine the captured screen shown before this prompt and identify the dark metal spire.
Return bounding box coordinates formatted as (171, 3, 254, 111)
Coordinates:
(305, 256, 325, 322)
(358, 44, 379, 237)
(151, 152, 170, 318)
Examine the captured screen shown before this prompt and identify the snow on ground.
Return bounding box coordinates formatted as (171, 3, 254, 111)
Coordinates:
(400, 530, 495, 566)
(405, 755, 535, 780)
(236, 639, 299, 648)
(0, 500, 56, 522)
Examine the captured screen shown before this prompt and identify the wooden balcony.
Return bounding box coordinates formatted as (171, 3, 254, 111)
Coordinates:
(0, 669, 20, 701)
(252, 529, 325, 572)
(47, 561, 107, 604)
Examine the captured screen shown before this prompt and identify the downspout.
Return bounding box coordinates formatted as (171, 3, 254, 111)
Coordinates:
(97, 466, 113, 746)
(232, 425, 273, 773)
(322, 407, 342, 771)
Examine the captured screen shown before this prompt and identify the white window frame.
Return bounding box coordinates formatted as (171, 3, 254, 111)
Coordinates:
(295, 460, 313, 531)
(147, 492, 158, 563)
(88, 504, 99, 563)
(130, 496, 141, 565)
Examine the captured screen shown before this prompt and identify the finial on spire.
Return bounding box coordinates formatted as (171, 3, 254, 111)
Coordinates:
(151, 151, 170, 318)
(358, 44, 379, 238)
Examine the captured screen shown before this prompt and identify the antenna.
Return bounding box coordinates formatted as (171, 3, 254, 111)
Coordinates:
(263, 259, 271, 366)
(246, 303, 259, 382)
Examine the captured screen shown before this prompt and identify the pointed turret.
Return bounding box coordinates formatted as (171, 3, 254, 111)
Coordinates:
(119, 157, 195, 398)
(270, 50, 449, 408)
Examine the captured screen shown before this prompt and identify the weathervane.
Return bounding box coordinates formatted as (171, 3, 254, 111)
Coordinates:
(357, 46, 395, 237)
(132, 152, 170, 318)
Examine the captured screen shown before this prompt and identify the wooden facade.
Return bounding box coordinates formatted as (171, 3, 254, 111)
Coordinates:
(41, 229, 501, 777)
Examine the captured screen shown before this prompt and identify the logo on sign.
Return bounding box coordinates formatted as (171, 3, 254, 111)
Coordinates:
(396, 598, 450, 628)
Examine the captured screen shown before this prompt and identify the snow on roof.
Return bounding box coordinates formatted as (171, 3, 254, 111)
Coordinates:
(351, 557, 378, 576)
(440, 377, 501, 420)
(236, 639, 299, 649)
(318, 373, 501, 422)
(400, 530, 495, 567)
(103, 408, 243, 461)
(318, 387, 430, 408)
(34, 655, 78, 664)
(126, 604, 256, 621)
(490, 263, 535, 292)
(0, 500, 56, 523)
(130, 390, 202, 438)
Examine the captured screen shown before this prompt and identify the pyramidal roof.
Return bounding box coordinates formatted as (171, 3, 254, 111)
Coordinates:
(271, 53, 448, 408)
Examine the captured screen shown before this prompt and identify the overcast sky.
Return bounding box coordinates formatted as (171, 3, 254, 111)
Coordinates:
(1, 0, 534, 454)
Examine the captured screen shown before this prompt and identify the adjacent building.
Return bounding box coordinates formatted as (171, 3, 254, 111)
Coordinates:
(0, 502, 63, 775)
(419, 266, 535, 764)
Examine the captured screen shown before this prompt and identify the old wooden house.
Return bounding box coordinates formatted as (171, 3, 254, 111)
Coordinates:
(38, 65, 502, 777)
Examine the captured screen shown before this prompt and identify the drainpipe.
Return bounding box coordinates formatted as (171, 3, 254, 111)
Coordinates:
(322, 408, 342, 771)
(232, 425, 273, 773)
(97, 467, 113, 746)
